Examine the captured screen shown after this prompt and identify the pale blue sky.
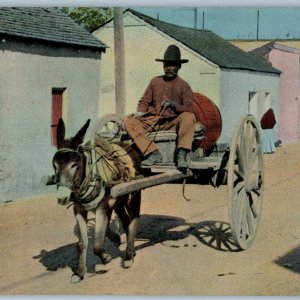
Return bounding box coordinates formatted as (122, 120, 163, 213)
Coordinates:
(136, 7, 300, 40)
(2, 0, 300, 40)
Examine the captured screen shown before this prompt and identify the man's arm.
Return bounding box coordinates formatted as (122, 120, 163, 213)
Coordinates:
(137, 79, 154, 113)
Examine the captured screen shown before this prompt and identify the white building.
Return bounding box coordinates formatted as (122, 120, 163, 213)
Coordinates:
(0, 8, 106, 202)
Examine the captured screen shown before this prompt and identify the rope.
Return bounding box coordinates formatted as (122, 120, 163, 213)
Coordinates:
(182, 177, 191, 201)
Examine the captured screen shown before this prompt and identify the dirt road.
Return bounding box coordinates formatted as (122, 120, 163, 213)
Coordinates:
(1, 142, 300, 295)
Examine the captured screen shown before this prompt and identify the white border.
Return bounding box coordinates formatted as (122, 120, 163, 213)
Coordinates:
(1, 0, 300, 7)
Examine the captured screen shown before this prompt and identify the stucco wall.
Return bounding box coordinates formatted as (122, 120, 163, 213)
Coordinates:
(229, 40, 270, 52)
(94, 12, 221, 116)
(268, 48, 300, 143)
(220, 69, 280, 144)
(230, 40, 300, 53)
(0, 40, 102, 202)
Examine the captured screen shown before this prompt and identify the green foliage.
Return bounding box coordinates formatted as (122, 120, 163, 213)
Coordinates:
(61, 7, 113, 32)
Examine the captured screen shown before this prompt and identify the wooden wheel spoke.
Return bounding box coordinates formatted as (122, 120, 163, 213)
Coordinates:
(252, 188, 261, 197)
(248, 122, 255, 145)
(234, 188, 245, 227)
(249, 145, 259, 170)
(233, 181, 244, 195)
(249, 192, 258, 218)
(236, 130, 247, 169)
(246, 196, 254, 235)
(244, 122, 251, 169)
(235, 145, 246, 176)
(236, 190, 247, 237)
(234, 166, 244, 180)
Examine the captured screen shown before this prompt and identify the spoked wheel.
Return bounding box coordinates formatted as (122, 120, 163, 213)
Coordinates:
(93, 113, 123, 141)
(227, 114, 264, 250)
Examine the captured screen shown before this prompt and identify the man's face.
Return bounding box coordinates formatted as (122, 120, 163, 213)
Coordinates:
(163, 62, 181, 79)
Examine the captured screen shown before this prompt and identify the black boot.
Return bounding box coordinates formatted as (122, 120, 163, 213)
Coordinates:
(177, 148, 189, 171)
(141, 150, 163, 166)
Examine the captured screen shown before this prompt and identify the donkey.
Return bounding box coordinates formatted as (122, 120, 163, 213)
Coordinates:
(52, 118, 141, 283)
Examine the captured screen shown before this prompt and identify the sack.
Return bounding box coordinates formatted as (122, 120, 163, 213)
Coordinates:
(94, 137, 137, 186)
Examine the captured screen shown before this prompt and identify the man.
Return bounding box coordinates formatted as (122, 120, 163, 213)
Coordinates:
(123, 44, 196, 170)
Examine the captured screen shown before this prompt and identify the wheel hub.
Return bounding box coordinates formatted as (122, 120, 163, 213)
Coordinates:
(245, 170, 262, 193)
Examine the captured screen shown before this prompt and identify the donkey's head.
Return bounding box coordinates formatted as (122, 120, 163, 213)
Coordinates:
(52, 119, 90, 205)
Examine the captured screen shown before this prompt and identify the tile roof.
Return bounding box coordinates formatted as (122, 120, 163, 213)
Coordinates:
(126, 9, 280, 74)
(0, 7, 106, 51)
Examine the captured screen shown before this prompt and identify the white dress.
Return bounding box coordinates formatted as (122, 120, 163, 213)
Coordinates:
(263, 128, 276, 153)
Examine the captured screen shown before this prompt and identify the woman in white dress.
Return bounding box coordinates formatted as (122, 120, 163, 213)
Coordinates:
(260, 108, 277, 154)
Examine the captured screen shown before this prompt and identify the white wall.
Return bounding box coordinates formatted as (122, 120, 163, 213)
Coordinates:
(220, 69, 280, 144)
(0, 40, 102, 202)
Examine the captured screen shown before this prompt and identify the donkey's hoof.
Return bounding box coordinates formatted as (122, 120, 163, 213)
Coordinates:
(121, 258, 134, 269)
(101, 253, 112, 265)
(71, 273, 84, 284)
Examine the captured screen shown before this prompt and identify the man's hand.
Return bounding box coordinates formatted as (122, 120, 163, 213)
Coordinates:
(162, 99, 177, 110)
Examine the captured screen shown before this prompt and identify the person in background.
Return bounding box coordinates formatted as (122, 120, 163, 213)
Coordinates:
(123, 44, 196, 171)
(260, 108, 277, 154)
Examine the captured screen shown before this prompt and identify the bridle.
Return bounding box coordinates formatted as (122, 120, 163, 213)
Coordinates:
(54, 145, 106, 210)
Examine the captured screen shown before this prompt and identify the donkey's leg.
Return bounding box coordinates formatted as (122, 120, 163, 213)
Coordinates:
(93, 201, 113, 264)
(72, 204, 88, 283)
(117, 191, 141, 268)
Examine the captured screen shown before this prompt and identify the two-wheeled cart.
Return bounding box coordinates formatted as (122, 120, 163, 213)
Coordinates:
(94, 93, 264, 250)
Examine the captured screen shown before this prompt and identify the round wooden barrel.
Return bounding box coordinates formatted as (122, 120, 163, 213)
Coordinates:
(193, 92, 222, 151)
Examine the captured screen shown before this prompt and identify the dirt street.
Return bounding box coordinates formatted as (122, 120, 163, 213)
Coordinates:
(1, 142, 300, 295)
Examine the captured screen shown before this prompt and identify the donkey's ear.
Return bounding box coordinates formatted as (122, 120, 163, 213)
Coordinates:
(56, 118, 65, 149)
(71, 119, 90, 149)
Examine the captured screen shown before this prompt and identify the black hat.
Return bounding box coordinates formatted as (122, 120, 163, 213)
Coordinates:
(155, 44, 189, 63)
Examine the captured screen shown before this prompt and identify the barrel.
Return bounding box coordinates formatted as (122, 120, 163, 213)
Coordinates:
(193, 92, 222, 151)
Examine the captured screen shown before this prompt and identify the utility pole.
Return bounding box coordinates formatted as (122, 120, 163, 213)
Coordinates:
(202, 11, 205, 29)
(193, 8, 198, 29)
(256, 10, 260, 40)
(113, 7, 126, 117)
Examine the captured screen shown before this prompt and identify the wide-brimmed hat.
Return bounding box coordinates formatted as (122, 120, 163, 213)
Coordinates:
(155, 45, 189, 63)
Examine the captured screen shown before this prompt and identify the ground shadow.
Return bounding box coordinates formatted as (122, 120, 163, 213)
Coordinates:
(34, 214, 240, 275)
(275, 245, 300, 274)
(33, 221, 121, 275)
(136, 216, 240, 252)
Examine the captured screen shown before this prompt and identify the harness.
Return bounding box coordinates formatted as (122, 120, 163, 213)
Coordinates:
(56, 136, 141, 211)
(77, 145, 106, 211)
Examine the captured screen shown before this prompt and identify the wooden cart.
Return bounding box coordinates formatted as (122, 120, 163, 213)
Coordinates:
(93, 93, 264, 250)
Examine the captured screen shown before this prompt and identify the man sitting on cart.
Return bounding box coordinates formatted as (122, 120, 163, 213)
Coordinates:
(123, 44, 197, 170)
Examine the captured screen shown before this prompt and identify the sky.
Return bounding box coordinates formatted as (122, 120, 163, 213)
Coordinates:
(2, 0, 300, 40)
(135, 7, 300, 40)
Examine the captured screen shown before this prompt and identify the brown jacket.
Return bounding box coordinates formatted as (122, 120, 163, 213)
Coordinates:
(137, 75, 194, 117)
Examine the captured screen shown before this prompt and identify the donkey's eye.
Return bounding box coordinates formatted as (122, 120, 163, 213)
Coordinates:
(71, 163, 79, 169)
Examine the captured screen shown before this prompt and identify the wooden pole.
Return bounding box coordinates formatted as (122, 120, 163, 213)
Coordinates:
(256, 10, 260, 40)
(110, 170, 191, 198)
(113, 7, 126, 117)
(193, 8, 198, 29)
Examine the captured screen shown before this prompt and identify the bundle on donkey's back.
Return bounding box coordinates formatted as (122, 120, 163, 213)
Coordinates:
(51, 118, 142, 283)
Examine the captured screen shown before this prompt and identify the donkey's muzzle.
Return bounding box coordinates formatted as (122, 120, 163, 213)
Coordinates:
(57, 186, 72, 205)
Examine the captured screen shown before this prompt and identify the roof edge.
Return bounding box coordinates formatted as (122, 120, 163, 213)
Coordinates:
(0, 31, 107, 52)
